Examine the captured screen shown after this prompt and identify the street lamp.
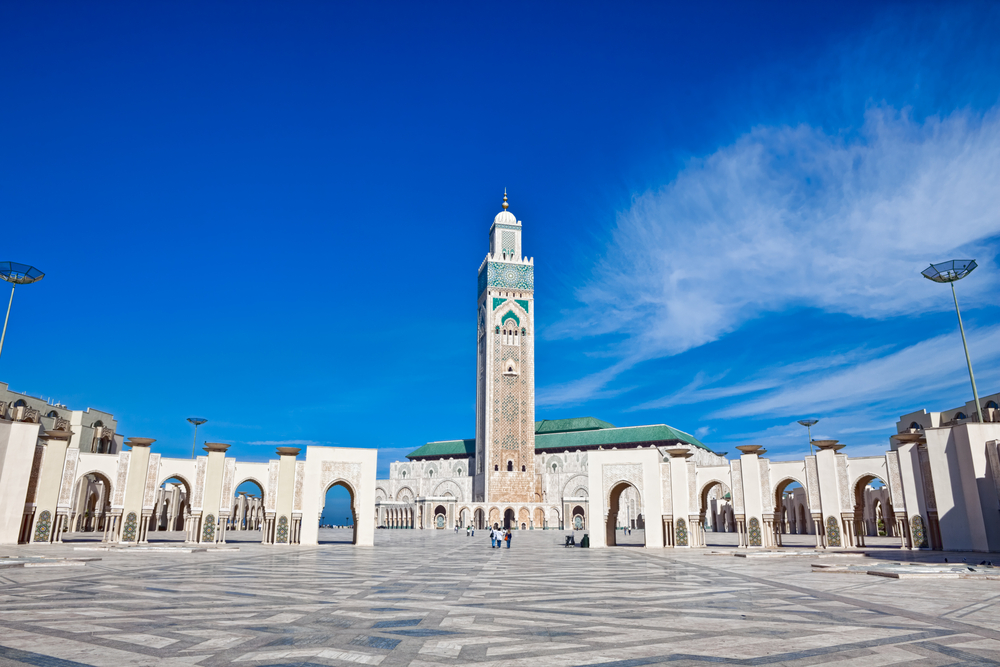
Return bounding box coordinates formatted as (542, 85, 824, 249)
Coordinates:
(797, 419, 819, 455)
(0, 262, 45, 363)
(922, 259, 983, 424)
(187, 417, 207, 458)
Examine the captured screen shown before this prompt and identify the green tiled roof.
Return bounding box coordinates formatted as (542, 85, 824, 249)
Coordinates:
(534, 417, 615, 434)
(404, 418, 710, 460)
(534, 423, 709, 452)
(405, 439, 475, 460)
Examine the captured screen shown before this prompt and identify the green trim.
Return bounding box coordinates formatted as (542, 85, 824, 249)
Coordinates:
(535, 417, 614, 433)
(515, 299, 529, 313)
(405, 439, 476, 460)
(492, 297, 506, 310)
(501, 310, 520, 326)
(404, 419, 712, 460)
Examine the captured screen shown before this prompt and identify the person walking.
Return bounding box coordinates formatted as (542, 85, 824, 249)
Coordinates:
(490, 526, 496, 548)
(505, 527, 512, 549)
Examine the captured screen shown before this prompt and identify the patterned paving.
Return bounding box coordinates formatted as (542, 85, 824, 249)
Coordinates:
(1, 529, 999, 666)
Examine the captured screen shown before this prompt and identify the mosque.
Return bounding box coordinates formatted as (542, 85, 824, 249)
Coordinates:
(2, 193, 1000, 553)
(374, 194, 726, 531)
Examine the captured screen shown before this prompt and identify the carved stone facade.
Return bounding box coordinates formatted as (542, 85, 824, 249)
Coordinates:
(476, 193, 536, 504)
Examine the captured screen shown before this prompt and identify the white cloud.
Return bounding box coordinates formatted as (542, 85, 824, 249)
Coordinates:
(716, 324, 1000, 419)
(542, 106, 1000, 406)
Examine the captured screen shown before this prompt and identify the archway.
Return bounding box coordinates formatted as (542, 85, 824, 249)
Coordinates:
(474, 508, 485, 530)
(434, 505, 447, 529)
(503, 508, 515, 530)
(68, 472, 113, 536)
(606, 482, 644, 547)
(572, 506, 585, 531)
(230, 479, 265, 538)
(698, 480, 732, 546)
(149, 476, 193, 541)
(320, 481, 358, 544)
(852, 475, 893, 547)
(772, 478, 808, 544)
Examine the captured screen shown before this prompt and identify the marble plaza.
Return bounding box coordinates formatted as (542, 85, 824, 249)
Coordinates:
(1, 529, 1000, 666)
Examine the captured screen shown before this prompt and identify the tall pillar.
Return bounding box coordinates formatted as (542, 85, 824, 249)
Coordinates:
(28, 429, 74, 544)
(118, 438, 157, 544)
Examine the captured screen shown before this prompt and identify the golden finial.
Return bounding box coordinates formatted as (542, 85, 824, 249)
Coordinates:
(502, 188, 508, 210)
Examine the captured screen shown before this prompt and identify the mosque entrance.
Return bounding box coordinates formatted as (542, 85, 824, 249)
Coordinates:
(606, 482, 644, 547)
(851, 475, 894, 547)
(772, 478, 809, 544)
(320, 481, 357, 544)
(146, 476, 193, 543)
(67, 472, 113, 539)
(228, 479, 265, 542)
(474, 508, 485, 530)
(503, 508, 515, 530)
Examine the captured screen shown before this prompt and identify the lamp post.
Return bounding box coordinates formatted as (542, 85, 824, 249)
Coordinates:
(797, 419, 819, 455)
(187, 417, 207, 458)
(0, 262, 45, 363)
(922, 259, 983, 424)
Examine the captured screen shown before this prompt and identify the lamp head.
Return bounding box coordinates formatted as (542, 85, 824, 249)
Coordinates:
(797, 419, 819, 427)
(922, 259, 977, 283)
(187, 417, 207, 427)
(0, 262, 45, 285)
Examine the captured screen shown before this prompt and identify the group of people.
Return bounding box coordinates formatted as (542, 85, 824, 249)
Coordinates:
(457, 523, 512, 548)
(489, 523, 512, 549)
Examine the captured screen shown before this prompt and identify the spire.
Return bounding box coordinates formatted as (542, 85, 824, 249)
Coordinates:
(502, 189, 508, 210)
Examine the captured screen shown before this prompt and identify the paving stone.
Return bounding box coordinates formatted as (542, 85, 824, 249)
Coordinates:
(0, 528, 998, 665)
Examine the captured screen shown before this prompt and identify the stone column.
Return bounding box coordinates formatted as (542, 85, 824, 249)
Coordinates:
(28, 429, 74, 544)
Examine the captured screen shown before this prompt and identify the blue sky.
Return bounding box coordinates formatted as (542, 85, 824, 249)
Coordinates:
(2, 1, 999, 499)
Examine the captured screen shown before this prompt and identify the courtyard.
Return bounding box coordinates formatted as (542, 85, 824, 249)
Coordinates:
(0, 530, 999, 666)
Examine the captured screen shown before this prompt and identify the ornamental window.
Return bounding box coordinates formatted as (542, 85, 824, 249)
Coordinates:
(502, 326, 519, 346)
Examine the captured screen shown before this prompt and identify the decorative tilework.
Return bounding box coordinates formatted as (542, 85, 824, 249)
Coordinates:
(515, 299, 529, 313)
(573, 515, 583, 530)
(501, 310, 520, 326)
(502, 231, 515, 256)
(492, 223, 521, 231)
(122, 512, 138, 542)
(479, 261, 533, 295)
(33, 510, 51, 542)
(826, 516, 841, 547)
(748, 517, 762, 546)
(911, 514, 927, 548)
(202, 514, 216, 543)
(492, 297, 506, 310)
(276, 515, 289, 543)
(675, 517, 688, 546)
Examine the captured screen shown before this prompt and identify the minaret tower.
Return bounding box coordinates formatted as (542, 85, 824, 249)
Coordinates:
(474, 191, 536, 505)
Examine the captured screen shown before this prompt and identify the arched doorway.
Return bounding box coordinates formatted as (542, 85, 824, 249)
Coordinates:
(474, 508, 485, 530)
(698, 480, 732, 546)
(230, 479, 265, 538)
(572, 506, 585, 531)
(150, 476, 193, 541)
(503, 508, 515, 530)
(434, 505, 447, 529)
(320, 481, 357, 544)
(772, 478, 808, 545)
(851, 475, 893, 547)
(69, 472, 113, 536)
(606, 482, 644, 547)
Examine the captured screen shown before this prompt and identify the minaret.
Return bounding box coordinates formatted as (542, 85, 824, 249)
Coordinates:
(475, 191, 536, 505)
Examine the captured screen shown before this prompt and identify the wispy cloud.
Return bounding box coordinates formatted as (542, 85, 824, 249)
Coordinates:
(715, 325, 1000, 420)
(542, 105, 1000, 407)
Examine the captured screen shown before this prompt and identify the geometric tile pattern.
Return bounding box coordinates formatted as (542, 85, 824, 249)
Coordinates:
(748, 516, 762, 546)
(827, 515, 842, 547)
(1, 530, 999, 666)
